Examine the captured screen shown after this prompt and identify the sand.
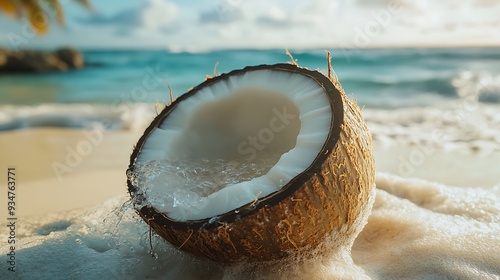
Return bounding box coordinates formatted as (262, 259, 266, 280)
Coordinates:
(1, 128, 498, 218)
(0, 128, 498, 279)
(373, 144, 500, 189)
(0, 128, 141, 217)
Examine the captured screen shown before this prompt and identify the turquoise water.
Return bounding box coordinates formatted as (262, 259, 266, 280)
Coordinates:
(0, 47, 499, 131)
(1, 47, 499, 107)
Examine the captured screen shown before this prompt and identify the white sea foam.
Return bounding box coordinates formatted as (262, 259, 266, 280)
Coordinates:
(453, 70, 500, 103)
(2, 101, 499, 155)
(364, 103, 500, 154)
(0, 103, 156, 132)
(1, 173, 498, 279)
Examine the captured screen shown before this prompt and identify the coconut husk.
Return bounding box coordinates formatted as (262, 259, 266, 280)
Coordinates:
(127, 56, 376, 262)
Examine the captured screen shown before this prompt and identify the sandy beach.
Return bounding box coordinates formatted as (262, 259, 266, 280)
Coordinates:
(1, 126, 498, 218)
(0, 0, 499, 275)
(0, 128, 141, 217)
(0, 126, 498, 279)
(0, 106, 500, 279)
(0, 46, 498, 279)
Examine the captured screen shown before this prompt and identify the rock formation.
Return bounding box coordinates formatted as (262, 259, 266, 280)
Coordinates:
(0, 48, 85, 73)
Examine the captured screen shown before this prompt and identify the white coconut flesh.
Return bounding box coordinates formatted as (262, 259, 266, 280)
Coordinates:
(130, 69, 332, 221)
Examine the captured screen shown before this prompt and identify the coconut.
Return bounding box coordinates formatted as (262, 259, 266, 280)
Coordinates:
(127, 55, 375, 262)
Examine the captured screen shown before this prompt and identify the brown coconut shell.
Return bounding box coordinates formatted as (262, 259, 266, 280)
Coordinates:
(127, 62, 375, 262)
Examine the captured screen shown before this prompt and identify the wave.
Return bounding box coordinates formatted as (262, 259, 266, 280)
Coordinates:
(342, 76, 457, 95)
(2, 48, 499, 109)
(0, 103, 157, 132)
(341, 70, 500, 106)
(453, 70, 500, 103)
(364, 103, 500, 153)
(1, 102, 499, 154)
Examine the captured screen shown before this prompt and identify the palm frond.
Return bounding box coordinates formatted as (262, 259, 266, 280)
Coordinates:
(75, 0, 91, 10)
(0, 0, 92, 34)
(0, 0, 18, 16)
(20, 0, 48, 34)
(47, 0, 64, 25)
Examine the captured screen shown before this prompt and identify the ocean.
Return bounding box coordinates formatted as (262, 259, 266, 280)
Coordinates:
(2, 48, 500, 107)
(0, 48, 499, 279)
(1, 48, 500, 159)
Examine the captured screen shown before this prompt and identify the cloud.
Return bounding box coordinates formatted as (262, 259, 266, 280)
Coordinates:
(199, 6, 244, 24)
(256, 6, 291, 27)
(79, 0, 179, 31)
(2, 0, 499, 50)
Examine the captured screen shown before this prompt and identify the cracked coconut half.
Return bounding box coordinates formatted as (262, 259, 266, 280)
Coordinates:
(127, 58, 375, 262)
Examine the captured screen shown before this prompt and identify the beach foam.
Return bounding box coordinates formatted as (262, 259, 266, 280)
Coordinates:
(2, 102, 499, 155)
(364, 103, 500, 154)
(0, 103, 156, 132)
(1, 173, 498, 279)
(1, 47, 499, 279)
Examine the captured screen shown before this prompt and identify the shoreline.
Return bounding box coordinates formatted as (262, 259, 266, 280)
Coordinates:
(0, 127, 498, 279)
(0, 128, 141, 217)
(0, 127, 498, 218)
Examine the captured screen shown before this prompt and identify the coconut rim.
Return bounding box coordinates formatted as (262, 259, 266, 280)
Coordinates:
(127, 63, 344, 230)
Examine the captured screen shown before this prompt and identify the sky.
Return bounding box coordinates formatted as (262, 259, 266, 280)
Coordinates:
(0, 0, 499, 51)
